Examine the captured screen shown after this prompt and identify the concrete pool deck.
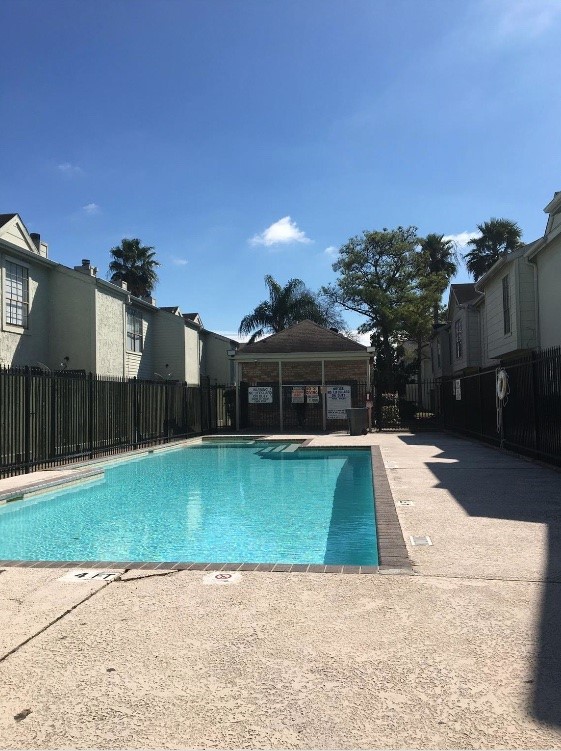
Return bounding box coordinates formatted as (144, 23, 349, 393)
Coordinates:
(1, 431, 561, 748)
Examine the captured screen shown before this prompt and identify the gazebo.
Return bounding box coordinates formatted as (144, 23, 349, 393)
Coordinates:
(232, 320, 372, 432)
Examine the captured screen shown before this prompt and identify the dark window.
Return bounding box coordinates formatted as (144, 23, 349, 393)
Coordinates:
(454, 319, 462, 359)
(5, 262, 29, 327)
(127, 309, 143, 352)
(502, 275, 511, 335)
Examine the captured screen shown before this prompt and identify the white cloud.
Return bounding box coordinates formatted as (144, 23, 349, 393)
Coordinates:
(82, 203, 100, 215)
(324, 245, 338, 258)
(443, 231, 480, 249)
(250, 216, 312, 247)
(490, 0, 561, 41)
(170, 256, 188, 266)
(57, 162, 83, 177)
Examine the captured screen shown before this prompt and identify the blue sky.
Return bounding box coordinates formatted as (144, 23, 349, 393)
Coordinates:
(2, 0, 560, 339)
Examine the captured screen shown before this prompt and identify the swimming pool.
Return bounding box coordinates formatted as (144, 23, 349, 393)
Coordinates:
(0, 442, 378, 566)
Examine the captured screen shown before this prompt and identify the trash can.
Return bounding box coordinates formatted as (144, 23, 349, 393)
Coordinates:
(346, 408, 368, 436)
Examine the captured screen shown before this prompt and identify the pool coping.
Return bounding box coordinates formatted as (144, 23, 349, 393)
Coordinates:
(0, 440, 412, 575)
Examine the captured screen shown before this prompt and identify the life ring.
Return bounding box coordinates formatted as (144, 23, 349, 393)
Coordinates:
(496, 369, 508, 400)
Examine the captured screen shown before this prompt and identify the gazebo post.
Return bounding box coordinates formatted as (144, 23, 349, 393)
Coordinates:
(235, 360, 240, 432)
(278, 360, 283, 432)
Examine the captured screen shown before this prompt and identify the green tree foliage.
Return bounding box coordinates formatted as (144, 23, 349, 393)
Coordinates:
(238, 275, 344, 343)
(465, 218, 523, 281)
(108, 238, 160, 298)
(418, 233, 457, 324)
(322, 226, 419, 388)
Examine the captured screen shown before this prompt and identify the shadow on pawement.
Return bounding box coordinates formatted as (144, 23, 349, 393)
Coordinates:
(399, 432, 561, 728)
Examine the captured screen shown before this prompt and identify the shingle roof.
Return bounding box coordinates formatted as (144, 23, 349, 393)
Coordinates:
(0, 213, 17, 227)
(451, 283, 482, 305)
(160, 306, 180, 314)
(183, 313, 199, 321)
(238, 320, 367, 355)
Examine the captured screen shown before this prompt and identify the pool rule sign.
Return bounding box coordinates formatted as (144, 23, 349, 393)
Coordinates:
(326, 385, 351, 419)
(248, 386, 273, 403)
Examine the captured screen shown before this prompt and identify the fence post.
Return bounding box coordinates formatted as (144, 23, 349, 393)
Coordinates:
(24, 366, 32, 473)
(133, 377, 139, 446)
(88, 372, 94, 459)
(531, 351, 540, 453)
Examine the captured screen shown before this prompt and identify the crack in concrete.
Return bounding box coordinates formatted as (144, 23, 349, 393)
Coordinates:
(116, 570, 180, 584)
(0, 576, 121, 666)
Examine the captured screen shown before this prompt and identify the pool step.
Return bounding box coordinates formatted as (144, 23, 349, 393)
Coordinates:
(257, 443, 301, 458)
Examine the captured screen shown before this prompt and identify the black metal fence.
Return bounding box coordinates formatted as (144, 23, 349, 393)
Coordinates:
(0, 367, 235, 478)
(439, 346, 561, 466)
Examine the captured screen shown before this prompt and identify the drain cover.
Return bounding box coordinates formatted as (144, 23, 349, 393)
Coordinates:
(398, 500, 415, 506)
(203, 572, 242, 585)
(410, 535, 432, 546)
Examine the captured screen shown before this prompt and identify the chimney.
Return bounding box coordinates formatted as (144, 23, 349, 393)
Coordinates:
(74, 259, 97, 276)
(30, 233, 41, 252)
(142, 295, 157, 306)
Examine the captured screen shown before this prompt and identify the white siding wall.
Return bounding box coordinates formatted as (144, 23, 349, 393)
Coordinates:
(1, 221, 37, 253)
(152, 311, 186, 381)
(201, 332, 235, 384)
(485, 268, 518, 359)
(466, 307, 481, 368)
(536, 233, 561, 350)
(125, 308, 155, 379)
(95, 286, 126, 377)
(184, 325, 201, 385)
(517, 258, 538, 351)
(49, 268, 96, 372)
(0, 252, 51, 366)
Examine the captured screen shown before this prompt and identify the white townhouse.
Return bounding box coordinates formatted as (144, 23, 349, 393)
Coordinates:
(0, 213, 236, 383)
(430, 191, 561, 380)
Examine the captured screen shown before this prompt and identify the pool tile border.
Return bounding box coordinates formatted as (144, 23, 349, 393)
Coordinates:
(0, 440, 412, 575)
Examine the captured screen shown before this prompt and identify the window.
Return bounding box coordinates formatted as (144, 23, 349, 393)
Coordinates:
(436, 338, 441, 368)
(5, 262, 29, 328)
(454, 319, 463, 359)
(127, 309, 143, 352)
(502, 274, 511, 335)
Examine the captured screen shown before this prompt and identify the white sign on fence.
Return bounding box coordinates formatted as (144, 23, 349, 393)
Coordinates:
(454, 379, 462, 400)
(248, 386, 273, 404)
(326, 385, 351, 419)
(291, 387, 305, 404)
(305, 386, 320, 404)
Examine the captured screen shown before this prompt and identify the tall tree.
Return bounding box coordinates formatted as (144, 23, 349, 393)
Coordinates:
(418, 233, 457, 324)
(465, 218, 523, 281)
(238, 275, 342, 342)
(108, 238, 160, 297)
(322, 226, 419, 389)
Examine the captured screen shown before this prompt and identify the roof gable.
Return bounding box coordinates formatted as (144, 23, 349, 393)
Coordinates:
(0, 213, 38, 254)
(238, 320, 367, 355)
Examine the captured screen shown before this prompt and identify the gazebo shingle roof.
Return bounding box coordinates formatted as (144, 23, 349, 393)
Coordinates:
(238, 320, 367, 355)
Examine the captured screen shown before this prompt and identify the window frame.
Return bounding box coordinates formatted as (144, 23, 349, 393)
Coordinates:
(4, 260, 29, 329)
(126, 308, 144, 353)
(454, 318, 463, 359)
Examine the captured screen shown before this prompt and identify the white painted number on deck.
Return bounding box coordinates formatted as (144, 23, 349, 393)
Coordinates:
(59, 570, 121, 582)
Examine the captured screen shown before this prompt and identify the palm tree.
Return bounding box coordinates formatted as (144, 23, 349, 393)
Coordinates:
(239, 275, 336, 342)
(465, 219, 523, 282)
(418, 234, 458, 324)
(108, 238, 160, 297)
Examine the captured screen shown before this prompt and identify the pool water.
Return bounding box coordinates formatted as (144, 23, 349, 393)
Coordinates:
(0, 442, 378, 565)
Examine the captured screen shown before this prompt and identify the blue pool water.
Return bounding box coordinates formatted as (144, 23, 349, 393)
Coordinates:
(0, 442, 377, 565)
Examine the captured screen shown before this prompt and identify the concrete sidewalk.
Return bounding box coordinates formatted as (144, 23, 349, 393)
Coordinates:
(1, 431, 561, 748)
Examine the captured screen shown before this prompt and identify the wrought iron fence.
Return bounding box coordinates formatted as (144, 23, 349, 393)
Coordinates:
(439, 346, 561, 466)
(0, 367, 234, 478)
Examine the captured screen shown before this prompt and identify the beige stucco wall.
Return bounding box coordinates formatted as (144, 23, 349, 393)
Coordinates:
(49, 268, 96, 372)
(0, 251, 51, 367)
(95, 286, 126, 377)
(152, 311, 186, 382)
(184, 325, 201, 385)
(535, 233, 561, 350)
(201, 332, 235, 385)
